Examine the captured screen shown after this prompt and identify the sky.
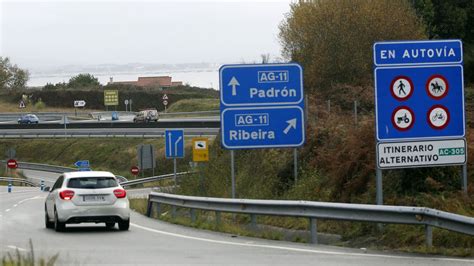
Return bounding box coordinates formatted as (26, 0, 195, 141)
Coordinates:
(0, 0, 293, 70)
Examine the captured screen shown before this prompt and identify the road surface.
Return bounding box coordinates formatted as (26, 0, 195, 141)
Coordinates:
(1, 185, 473, 265)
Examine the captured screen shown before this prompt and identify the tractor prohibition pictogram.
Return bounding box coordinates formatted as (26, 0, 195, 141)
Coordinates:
(426, 74, 449, 99)
(391, 106, 415, 131)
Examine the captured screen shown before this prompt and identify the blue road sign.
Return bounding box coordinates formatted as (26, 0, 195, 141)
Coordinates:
(74, 160, 90, 168)
(220, 63, 305, 149)
(165, 129, 184, 158)
(220, 64, 303, 106)
(374, 40, 462, 66)
(221, 106, 305, 149)
(374, 40, 465, 142)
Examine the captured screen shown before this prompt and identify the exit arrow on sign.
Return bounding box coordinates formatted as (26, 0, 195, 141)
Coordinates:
(283, 118, 297, 134)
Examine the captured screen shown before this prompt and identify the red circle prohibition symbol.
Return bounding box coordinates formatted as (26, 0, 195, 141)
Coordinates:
(7, 159, 18, 169)
(390, 76, 414, 101)
(425, 74, 449, 100)
(391, 106, 415, 131)
(427, 105, 450, 130)
(130, 166, 140, 175)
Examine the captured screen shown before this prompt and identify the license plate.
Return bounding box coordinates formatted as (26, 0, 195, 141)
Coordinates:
(83, 195, 106, 202)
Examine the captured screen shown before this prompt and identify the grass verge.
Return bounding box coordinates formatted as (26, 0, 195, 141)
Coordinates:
(1, 240, 59, 266)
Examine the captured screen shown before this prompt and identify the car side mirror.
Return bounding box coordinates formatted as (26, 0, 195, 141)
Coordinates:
(43, 186, 51, 192)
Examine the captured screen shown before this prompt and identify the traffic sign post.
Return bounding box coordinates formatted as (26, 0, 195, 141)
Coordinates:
(7, 159, 18, 169)
(192, 138, 209, 162)
(373, 39, 467, 202)
(220, 63, 305, 197)
(163, 94, 169, 112)
(130, 166, 140, 176)
(74, 160, 90, 171)
(165, 129, 184, 185)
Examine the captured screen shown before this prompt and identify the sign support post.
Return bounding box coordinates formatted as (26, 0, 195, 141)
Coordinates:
(293, 148, 298, 185)
(173, 158, 177, 186)
(230, 150, 235, 198)
(376, 168, 383, 205)
(463, 164, 468, 193)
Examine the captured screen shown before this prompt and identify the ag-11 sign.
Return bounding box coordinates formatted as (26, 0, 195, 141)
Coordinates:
(220, 64, 305, 149)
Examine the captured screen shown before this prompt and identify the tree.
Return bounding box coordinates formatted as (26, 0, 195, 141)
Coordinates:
(279, 0, 426, 96)
(68, 73, 100, 88)
(411, 0, 474, 83)
(0, 57, 30, 90)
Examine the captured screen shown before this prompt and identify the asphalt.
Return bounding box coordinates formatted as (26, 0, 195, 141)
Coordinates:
(1, 177, 473, 265)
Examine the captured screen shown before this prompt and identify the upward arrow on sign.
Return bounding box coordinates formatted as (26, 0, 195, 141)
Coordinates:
(228, 77, 240, 96)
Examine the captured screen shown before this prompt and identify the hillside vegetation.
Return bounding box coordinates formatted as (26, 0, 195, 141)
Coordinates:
(0, 139, 197, 180)
(166, 98, 219, 113)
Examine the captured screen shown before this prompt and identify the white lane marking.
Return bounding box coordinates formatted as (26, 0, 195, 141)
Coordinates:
(13, 204, 18, 207)
(7, 245, 27, 252)
(5, 209, 11, 212)
(131, 223, 474, 263)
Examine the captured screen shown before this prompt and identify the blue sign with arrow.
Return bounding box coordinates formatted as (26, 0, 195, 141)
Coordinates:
(74, 160, 90, 168)
(165, 129, 184, 158)
(221, 106, 304, 149)
(220, 64, 303, 106)
(220, 63, 305, 149)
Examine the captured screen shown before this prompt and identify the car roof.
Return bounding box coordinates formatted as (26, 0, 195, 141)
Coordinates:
(63, 171, 116, 179)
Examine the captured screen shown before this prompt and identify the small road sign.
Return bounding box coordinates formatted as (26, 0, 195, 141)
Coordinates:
(7, 159, 18, 169)
(163, 100, 168, 106)
(374, 40, 465, 141)
(19, 100, 26, 109)
(165, 129, 184, 158)
(130, 166, 140, 176)
(162, 94, 168, 100)
(377, 139, 466, 169)
(74, 160, 90, 168)
(192, 138, 209, 162)
(104, 90, 119, 106)
(74, 100, 86, 108)
(220, 64, 305, 149)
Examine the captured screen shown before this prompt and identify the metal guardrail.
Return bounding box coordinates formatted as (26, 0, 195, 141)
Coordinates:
(0, 161, 77, 173)
(158, 110, 219, 116)
(0, 177, 37, 187)
(121, 172, 190, 187)
(147, 192, 474, 246)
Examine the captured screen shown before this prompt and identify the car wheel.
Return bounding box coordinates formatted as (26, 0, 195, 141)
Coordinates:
(105, 222, 115, 229)
(45, 206, 54, 229)
(118, 219, 130, 231)
(54, 208, 66, 232)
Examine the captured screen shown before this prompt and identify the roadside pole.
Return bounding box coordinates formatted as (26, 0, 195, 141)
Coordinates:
(462, 164, 468, 194)
(63, 115, 67, 139)
(230, 150, 235, 198)
(294, 148, 298, 185)
(173, 158, 177, 186)
(376, 168, 383, 205)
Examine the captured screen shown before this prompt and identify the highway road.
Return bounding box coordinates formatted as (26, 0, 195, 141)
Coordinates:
(1, 172, 473, 265)
(2, 187, 474, 265)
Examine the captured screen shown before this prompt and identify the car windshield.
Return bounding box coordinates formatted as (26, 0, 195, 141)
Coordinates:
(67, 177, 118, 189)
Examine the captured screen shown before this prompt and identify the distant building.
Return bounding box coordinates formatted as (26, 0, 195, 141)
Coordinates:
(108, 76, 183, 88)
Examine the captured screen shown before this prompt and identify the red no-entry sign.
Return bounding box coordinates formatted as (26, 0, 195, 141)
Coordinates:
(130, 166, 139, 176)
(7, 159, 18, 169)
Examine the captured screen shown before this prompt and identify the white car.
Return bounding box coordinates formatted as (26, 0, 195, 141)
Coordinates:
(44, 171, 130, 232)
